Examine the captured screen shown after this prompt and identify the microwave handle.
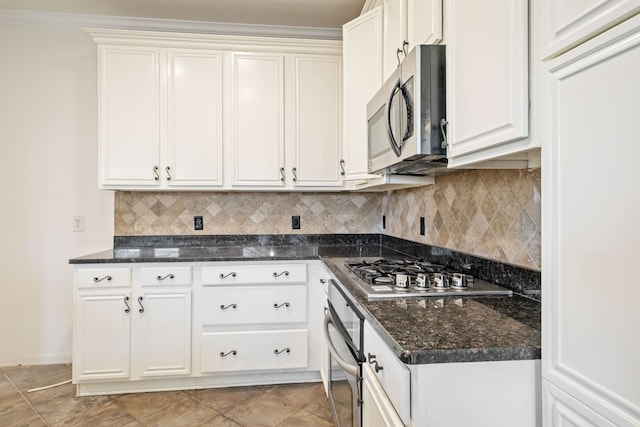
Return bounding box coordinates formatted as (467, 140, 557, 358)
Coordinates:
(385, 76, 403, 157)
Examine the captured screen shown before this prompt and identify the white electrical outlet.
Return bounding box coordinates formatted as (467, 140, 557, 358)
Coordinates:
(72, 215, 84, 232)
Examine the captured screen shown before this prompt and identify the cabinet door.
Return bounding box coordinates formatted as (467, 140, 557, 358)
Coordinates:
(362, 363, 405, 427)
(230, 52, 285, 186)
(99, 46, 160, 187)
(382, 0, 407, 80)
(342, 7, 384, 181)
(445, 0, 528, 160)
(73, 291, 131, 381)
(543, 15, 640, 426)
(542, 0, 640, 58)
(166, 49, 223, 187)
(133, 289, 191, 378)
(407, 0, 443, 46)
(291, 55, 343, 187)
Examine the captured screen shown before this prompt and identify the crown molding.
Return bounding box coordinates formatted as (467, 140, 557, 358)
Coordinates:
(0, 9, 342, 40)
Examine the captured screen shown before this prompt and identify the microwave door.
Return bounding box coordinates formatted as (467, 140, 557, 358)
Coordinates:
(385, 77, 403, 156)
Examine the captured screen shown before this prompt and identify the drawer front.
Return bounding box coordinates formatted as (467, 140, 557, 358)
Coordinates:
(76, 267, 131, 289)
(200, 329, 308, 373)
(133, 266, 192, 286)
(201, 285, 307, 325)
(364, 322, 411, 425)
(201, 263, 307, 285)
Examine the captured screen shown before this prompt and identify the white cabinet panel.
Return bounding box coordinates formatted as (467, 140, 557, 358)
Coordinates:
(133, 289, 191, 378)
(230, 52, 285, 186)
(445, 0, 528, 162)
(200, 329, 308, 372)
(542, 0, 640, 58)
(201, 263, 307, 285)
(342, 7, 384, 181)
(73, 291, 131, 381)
(544, 381, 617, 427)
(76, 267, 131, 289)
(292, 55, 343, 187)
(167, 50, 223, 186)
(408, 0, 443, 46)
(543, 14, 640, 426)
(362, 363, 404, 427)
(99, 46, 160, 187)
(133, 265, 192, 286)
(201, 285, 307, 326)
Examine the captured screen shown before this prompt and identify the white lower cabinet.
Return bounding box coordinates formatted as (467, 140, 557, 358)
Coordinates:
(72, 260, 324, 395)
(73, 265, 192, 385)
(363, 363, 405, 427)
(200, 330, 308, 373)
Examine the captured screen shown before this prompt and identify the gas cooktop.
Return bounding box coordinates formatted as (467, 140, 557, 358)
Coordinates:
(343, 258, 513, 300)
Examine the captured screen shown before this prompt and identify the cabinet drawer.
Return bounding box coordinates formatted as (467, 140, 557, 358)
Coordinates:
(201, 285, 307, 325)
(364, 322, 411, 425)
(133, 266, 192, 286)
(76, 267, 131, 289)
(200, 329, 308, 373)
(201, 263, 307, 285)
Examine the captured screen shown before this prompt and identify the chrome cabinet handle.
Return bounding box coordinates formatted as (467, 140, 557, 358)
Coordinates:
(402, 40, 409, 56)
(156, 274, 174, 281)
(292, 167, 297, 182)
(273, 271, 289, 278)
(280, 167, 285, 182)
(273, 302, 290, 309)
(124, 296, 130, 314)
(396, 48, 403, 66)
(93, 275, 112, 283)
(367, 353, 384, 373)
(219, 272, 237, 279)
(220, 350, 237, 358)
(274, 348, 291, 355)
(165, 166, 172, 181)
(138, 296, 144, 313)
(339, 159, 345, 176)
(320, 279, 327, 284)
(153, 165, 160, 181)
(220, 304, 237, 310)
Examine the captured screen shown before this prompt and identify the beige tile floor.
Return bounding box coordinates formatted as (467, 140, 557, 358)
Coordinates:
(0, 364, 334, 426)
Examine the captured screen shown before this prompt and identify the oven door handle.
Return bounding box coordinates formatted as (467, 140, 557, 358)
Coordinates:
(323, 313, 359, 377)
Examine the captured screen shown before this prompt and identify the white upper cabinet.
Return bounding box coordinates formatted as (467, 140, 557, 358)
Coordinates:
(227, 51, 343, 189)
(98, 43, 223, 189)
(89, 29, 343, 191)
(342, 7, 384, 181)
(291, 55, 343, 187)
(541, 0, 640, 59)
(382, 0, 443, 80)
(444, 0, 530, 166)
(99, 46, 160, 188)
(229, 52, 285, 187)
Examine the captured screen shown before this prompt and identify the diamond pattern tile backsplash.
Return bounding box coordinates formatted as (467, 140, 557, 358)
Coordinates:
(114, 169, 540, 270)
(382, 169, 541, 270)
(115, 191, 383, 236)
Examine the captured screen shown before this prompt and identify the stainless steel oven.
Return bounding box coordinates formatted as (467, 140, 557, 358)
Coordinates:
(323, 279, 364, 427)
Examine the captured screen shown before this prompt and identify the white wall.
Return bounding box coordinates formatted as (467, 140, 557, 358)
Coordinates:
(0, 22, 114, 365)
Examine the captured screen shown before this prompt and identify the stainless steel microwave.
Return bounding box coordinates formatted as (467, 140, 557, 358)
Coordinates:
(367, 45, 447, 175)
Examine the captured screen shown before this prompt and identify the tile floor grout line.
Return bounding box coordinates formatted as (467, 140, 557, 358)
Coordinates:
(4, 373, 48, 426)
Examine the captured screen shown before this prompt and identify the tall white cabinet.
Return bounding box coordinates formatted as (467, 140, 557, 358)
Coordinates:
(542, 11, 640, 427)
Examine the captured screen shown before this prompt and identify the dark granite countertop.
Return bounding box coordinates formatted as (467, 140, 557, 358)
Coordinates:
(69, 234, 541, 365)
(322, 257, 541, 365)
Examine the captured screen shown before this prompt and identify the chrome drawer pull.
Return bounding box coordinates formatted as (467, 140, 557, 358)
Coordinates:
(280, 167, 285, 182)
(367, 353, 383, 373)
(93, 275, 112, 283)
(273, 271, 289, 278)
(153, 165, 160, 181)
(220, 304, 237, 310)
(165, 166, 172, 181)
(273, 302, 290, 309)
(220, 350, 237, 358)
(156, 274, 174, 281)
(124, 296, 130, 314)
(219, 272, 237, 279)
(138, 296, 145, 313)
(274, 348, 291, 355)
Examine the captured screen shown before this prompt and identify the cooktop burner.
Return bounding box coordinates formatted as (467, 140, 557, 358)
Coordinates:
(344, 258, 513, 299)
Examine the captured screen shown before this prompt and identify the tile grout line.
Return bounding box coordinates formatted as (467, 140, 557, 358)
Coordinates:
(4, 373, 48, 426)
